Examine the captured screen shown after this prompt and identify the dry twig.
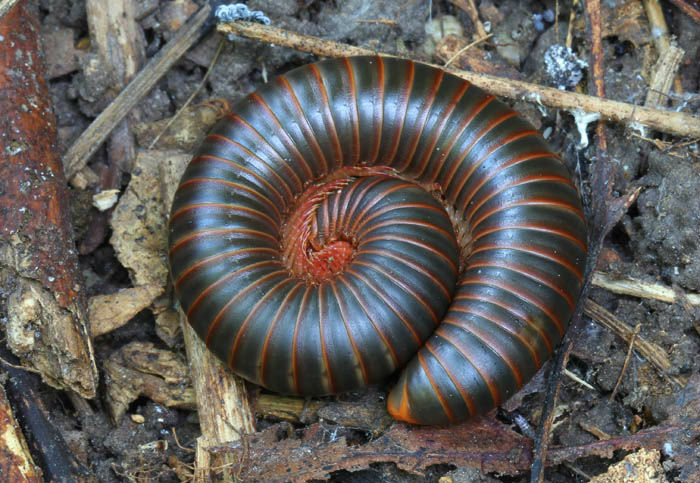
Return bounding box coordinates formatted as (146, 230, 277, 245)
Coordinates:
(644, 46, 684, 108)
(63, 4, 211, 179)
(584, 299, 683, 387)
(592, 271, 700, 306)
(583, 0, 608, 154)
(666, 0, 700, 23)
(443, 33, 493, 67)
(218, 21, 700, 138)
(563, 368, 596, 391)
(643, 0, 673, 52)
(610, 324, 641, 402)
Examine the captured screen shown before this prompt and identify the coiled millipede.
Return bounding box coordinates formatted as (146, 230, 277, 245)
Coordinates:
(168, 56, 587, 425)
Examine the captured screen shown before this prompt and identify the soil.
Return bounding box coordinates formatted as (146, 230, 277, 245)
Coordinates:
(6, 0, 700, 482)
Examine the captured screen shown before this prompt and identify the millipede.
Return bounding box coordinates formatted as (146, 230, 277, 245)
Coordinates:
(168, 56, 587, 425)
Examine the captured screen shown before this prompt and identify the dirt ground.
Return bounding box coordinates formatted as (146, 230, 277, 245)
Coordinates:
(3, 0, 700, 481)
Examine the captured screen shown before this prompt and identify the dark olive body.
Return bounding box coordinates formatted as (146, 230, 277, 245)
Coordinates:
(168, 56, 587, 425)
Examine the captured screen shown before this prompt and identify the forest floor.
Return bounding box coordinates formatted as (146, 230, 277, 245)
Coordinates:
(1, 0, 699, 482)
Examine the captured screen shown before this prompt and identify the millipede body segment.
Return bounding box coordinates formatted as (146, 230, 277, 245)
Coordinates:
(168, 56, 587, 425)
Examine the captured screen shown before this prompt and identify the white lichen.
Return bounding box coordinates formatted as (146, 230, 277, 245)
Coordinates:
(544, 44, 587, 90)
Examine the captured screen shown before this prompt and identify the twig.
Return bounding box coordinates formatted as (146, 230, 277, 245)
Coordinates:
(580, 422, 611, 439)
(630, 132, 696, 158)
(563, 368, 596, 391)
(443, 33, 492, 67)
(532, 343, 573, 483)
(63, 4, 211, 179)
(0, 344, 90, 482)
(666, 0, 700, 23)
(643, 0, 672, 52)
(643, 0, 687, 96)
(644, 46, 684, 108)
(592, 271, 700, 306)
(179, 313, 255, 481)
(583, 0, 608, 155)
(172, 427, 195, 453)
(0, 356, 43, 375)
(218, 21, 700, 138)
(565, 0, 578, 49)
(609, 324, 641, 402)
(584, 299, 683, 387)
(355, 18, 399, 26)
(564, 462, 592, 481)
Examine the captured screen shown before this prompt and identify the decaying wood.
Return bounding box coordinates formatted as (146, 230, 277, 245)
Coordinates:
(583, 0, 608, 155)
(666, 0, 700, 23)
(0, 384, 42, 483)
(588, 449, 664, 483)
(218, 20, 700, 138)
(62, 3, 211, 179)
(209, 400, 698, 483)
(592, 271, 700, 305)
(88, 284, 164, 337)
(180, 316, 256, 482)
(643, 0, 673, 52)
(644, 46, 684, 108)
(78, 0, 147, 253)
(255, 395, 325, 424)
(103, 342, 196, 422)
(0, 1, 97, 398)
(86, 0, 145, 88)
(1, 345, 90, 482)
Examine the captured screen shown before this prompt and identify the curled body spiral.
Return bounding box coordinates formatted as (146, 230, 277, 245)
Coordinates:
(168, 56, 587, 425)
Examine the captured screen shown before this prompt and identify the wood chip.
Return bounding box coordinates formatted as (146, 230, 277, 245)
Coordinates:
(0, 385, 42, 482)
(104, 341, 195, 422)
(88, 284, 165, 337)
(589, 448, 667, 483)
(91, 189, 121, 211)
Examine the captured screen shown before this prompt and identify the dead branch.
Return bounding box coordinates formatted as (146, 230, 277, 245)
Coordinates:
(0, 1, 97, 398)
(666, 0, 700, 23)
(592, 271, 700, 305)
(63, 4, 211, 179)
(584, 299, 683, 387)
(218, 20, 700, 138)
